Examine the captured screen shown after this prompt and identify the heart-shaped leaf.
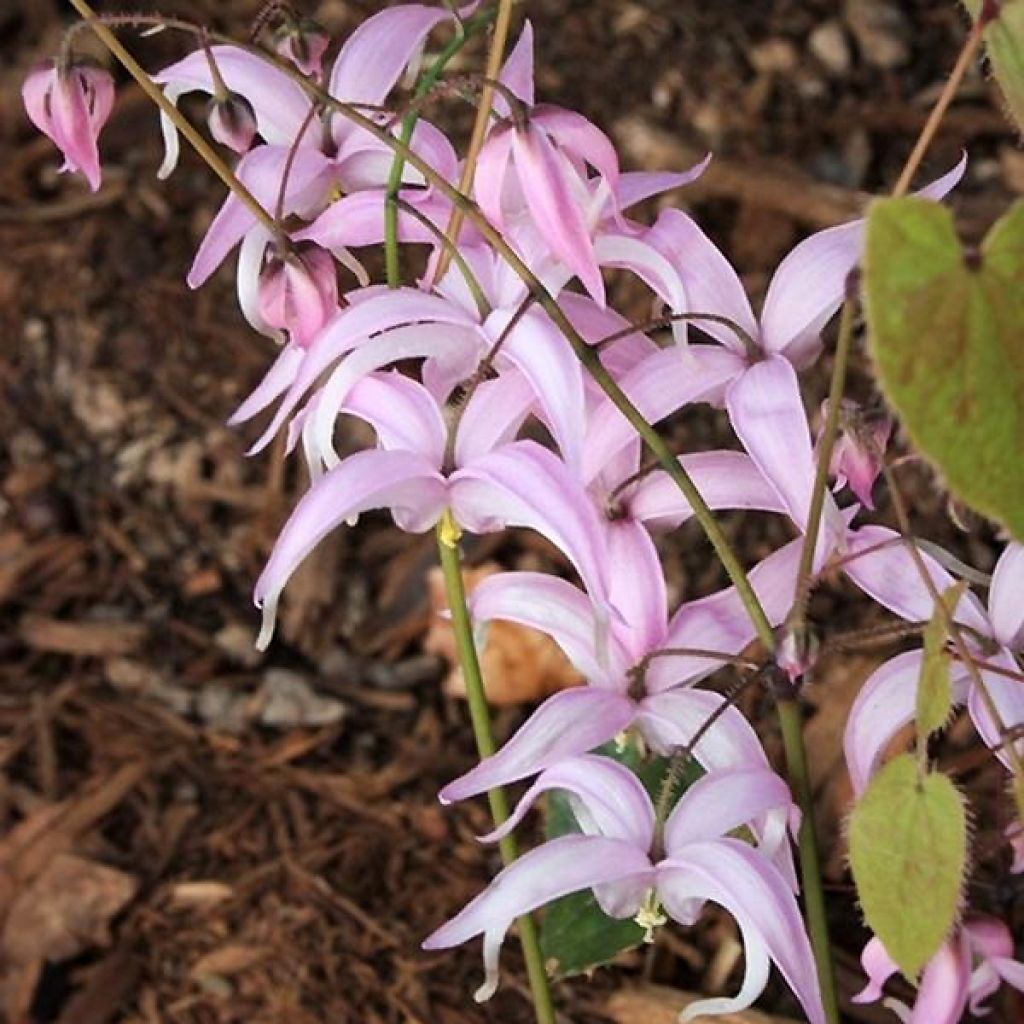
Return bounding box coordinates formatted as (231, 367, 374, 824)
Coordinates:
(865, 197, 1024, 540)
(965, 0, 1024, 133)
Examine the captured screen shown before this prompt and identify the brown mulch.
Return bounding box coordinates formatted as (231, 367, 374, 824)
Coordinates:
(1, 1, 1022, 1022)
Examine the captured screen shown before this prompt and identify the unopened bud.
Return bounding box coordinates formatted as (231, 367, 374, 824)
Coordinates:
(775, 622, 819, 685)
(274, 18, 330, 79)
(207, 91, 258, 154)
(818, 399, 892, 510)
(22, 58, 115, 192)
(258, 243, 338, 349)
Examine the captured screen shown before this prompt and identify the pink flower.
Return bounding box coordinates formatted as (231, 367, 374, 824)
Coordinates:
(853, 918, 1024, 1022)
(22, 60, 115, 192)
(424, 756, 824, 1024)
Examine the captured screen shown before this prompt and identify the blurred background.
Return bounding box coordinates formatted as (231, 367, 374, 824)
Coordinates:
(0, 2, 1020, 1022)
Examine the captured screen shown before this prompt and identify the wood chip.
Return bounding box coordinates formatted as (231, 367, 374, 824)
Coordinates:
(19, 615, 146, 657)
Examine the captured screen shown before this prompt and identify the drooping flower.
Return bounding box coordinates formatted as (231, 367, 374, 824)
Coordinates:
(439, 524, 804, 817)
(424, 756, 824, 1024)
(272, 16, 331, 78)
(844, 541, 1024, 797)
(22, 59, 115, 192)
(853, 918, 1024, 1023)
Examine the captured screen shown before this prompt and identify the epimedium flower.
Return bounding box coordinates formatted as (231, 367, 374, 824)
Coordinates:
(206, 89, 258, 154)
(438, 522, 804, 817)
(22, 58, 115, 192)
(844, 541, 1024, 796)
(250, 369, 615, 650)
(272, 16, 331, 79)
(853, 917, 1024, 1023)
(818, 399, 893, 509)
(424, 755, 825, 1024)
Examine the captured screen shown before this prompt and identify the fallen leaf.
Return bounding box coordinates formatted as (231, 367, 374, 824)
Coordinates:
(2, 853, 137, 964)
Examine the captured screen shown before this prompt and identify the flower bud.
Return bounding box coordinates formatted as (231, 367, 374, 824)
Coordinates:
(22, 59, 115, 192)
(207, 90, 258, 154)
(818, 399, 892, 510)
(273, 18, 330, 79)
(258, 243, 338, 349)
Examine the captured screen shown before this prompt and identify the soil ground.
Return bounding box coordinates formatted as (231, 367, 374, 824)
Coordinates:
(1, 1, 1022, 1022)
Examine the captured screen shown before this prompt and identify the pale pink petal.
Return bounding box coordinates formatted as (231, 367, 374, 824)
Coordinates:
(657, 840, 825, 1024)
(606, 521, 668, 661)
(480, 754, 655, 849)
(327, 5, 449, 106)
(914, 153, 968, 200)
(333, 117, 458, 192)
(450, 440, 611, 604)
(246, 289, 479, 453)
(453, 375, 534, 467)
(663, 767, 794, 864)
(297, 189, 455, 249)
(844, 650, 971, 795)
(512, 124, 605, 304)
(644, 209, 757, 351)
(989, 543, 1024, 651)
(188, 146, 334, 288)
(530, 105, 620, 199)
(341, 371, 447, 466)
(556, 291, 658, 381)
(910, 936, 971, 1024)
(758, 221, 860, 366)
(649, 538, 803, 693)
(308, 321, 481, 469)
(967, 647, 1024, 769)
(438, 688, 637, 804)
(842, 526, 991, 633)
(636, 690, 770, 771)
(154, 46, 313, 162)
(626, 450, 786, 532)
(581, 345, 746, 485)
(851, 937, 900, 1005)
(491, 307, 586, 472)
(473, 128, 515, 229)
(613, 159, 711, 212)
(495, 19, 534, 115)
(230, 342, 304, 425)
(422, 834, 654, 1001)
(593, 233, 687, 323)
(725, 356, 845, 567)
(468, 571, 630, 687)
(253, 449, 446, 648)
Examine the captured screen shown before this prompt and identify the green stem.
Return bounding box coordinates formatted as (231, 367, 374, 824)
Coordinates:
(790, 293, 856, 627)
(436, 512, 556, 1024)
(384, 8, 495, 288)
(777, 698, 840, 1024)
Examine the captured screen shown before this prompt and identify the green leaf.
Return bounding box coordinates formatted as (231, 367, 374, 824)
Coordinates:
(848, 754, 968, 978)
(540, 741, 701, 978)
(915, 582, 967, 739)
(965, 0, 1024, 133)
(865, 197, 1024, 540)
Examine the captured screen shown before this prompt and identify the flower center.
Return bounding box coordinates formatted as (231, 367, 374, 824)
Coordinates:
(633, 893, 666, 943)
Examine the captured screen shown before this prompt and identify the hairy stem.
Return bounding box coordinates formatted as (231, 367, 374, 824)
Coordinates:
(384, 7, 494, 287)
(435, 512, 556, 1024)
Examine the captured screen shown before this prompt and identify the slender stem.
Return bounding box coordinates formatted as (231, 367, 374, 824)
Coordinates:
(777, 697, 840, 1024)
(790, 292, 856, 626)
(435, 512, 556, 1024)
(891, 12, 988, 199)
(65, 0, 281, 241)
(433, 0, 515, 282)
(384, 8, 494, 287)
(593, 310, 758, 356)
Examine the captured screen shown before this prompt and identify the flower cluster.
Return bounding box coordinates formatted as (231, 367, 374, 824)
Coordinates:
(24, 4, 1024, 1022)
